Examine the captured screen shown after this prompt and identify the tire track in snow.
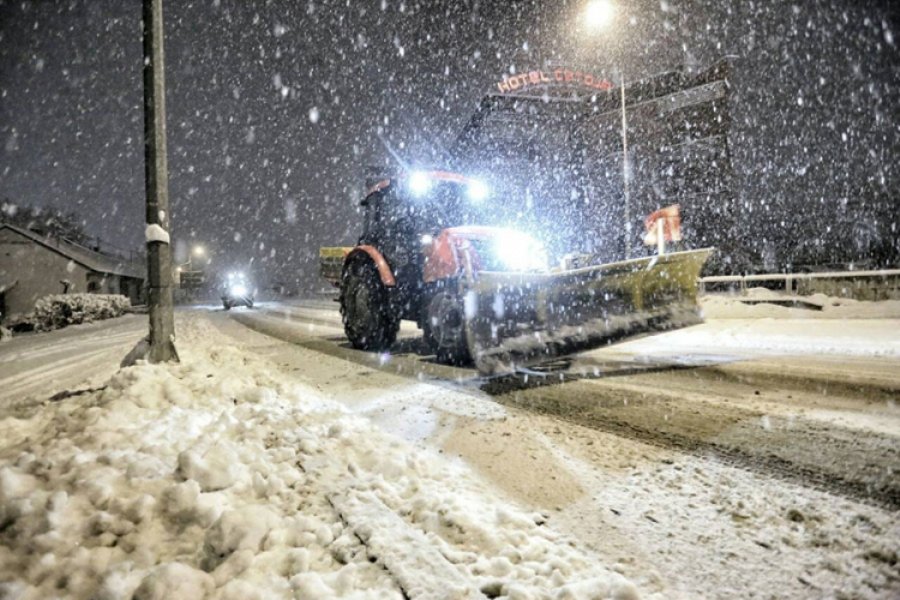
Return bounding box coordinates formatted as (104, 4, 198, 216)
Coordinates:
(484, 377, 900, 511)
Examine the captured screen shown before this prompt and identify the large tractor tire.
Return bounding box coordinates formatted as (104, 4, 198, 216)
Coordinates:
(423, 292, 471, 365)
(340, 258, 399, 351)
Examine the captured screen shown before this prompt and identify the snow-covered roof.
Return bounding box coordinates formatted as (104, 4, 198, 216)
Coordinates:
(0, 223, 144, 280)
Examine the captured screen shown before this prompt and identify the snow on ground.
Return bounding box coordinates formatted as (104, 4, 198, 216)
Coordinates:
(0, 315, 146, 417)
(700, 288, 900, 320)
(544, 425, 900, 599)
(0, 316, 644, 600)
(608, 317, 900, 359)
(588, 293, 900, 360)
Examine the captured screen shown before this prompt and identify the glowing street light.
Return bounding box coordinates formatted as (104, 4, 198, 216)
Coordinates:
(584, 0, 615, 30)
(179, 244, 208, 271)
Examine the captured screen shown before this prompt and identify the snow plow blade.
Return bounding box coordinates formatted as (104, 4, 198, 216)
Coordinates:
(465, 248, 714, 375)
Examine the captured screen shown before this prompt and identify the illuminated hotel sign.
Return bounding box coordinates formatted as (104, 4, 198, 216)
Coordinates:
(494, 68, 614, 94)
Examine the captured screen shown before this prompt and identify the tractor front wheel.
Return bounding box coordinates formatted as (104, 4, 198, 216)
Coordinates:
(340, 258, 399, 351)
(424, 292, 471, 365)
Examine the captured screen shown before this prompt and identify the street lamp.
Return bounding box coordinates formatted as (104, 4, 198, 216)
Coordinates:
(179, 244, 207, 270)
(583, 0, 633, 258)
(584, 0, 615, 29)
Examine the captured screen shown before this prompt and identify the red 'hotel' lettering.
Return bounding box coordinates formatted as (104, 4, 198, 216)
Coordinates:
(496, 67, 613, 94)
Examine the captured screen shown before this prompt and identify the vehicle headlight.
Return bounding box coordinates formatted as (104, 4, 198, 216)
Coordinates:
(494, 231, 548, 272)
(466, 179, 488, 202)
(231, 284, 247, 296)
(408, 171, 431, 197)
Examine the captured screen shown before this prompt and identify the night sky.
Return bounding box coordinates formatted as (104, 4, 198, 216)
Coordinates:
(1, 0, 897, 287)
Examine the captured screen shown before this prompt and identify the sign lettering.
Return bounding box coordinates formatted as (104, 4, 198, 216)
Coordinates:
(495, 68, 614, 95)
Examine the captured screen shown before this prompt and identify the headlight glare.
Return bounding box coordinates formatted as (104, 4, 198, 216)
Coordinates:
(494, 231, 548, 272)
(467, 179, 488, 202)
(408, 171, 431, 197)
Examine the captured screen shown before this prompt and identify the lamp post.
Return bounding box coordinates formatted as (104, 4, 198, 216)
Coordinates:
(176, 244, 207, 273)
(188, 244, 205, 270)
(619, 69, 631, 259)
(584, 0, 632, 258)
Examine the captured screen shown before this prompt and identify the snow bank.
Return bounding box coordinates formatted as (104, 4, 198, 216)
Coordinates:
(29, 293, 131, 332)
(0, 325, 11, 343)
(0, 317, 644, 600)
(701, 288, 900, 319)
(604, 316, 900, 359)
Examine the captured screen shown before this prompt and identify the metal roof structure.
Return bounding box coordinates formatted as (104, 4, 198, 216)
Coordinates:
(0, 223, 145, 280)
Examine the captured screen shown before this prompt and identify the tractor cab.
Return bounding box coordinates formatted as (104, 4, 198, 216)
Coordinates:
(357, 171, 491, 301)
(359, 171, 488, 247)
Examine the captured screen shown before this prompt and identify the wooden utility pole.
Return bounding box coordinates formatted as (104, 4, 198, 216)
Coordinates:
(142, 0, 177, 363)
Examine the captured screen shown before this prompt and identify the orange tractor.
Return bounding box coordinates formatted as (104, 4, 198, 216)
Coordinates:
(320, 170, 711, 374)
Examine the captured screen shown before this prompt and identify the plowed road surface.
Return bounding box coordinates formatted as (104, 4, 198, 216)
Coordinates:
(2, 300, 898, 598)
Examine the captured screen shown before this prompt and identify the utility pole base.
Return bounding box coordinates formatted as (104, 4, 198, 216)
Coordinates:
(121, 335, 179, 368)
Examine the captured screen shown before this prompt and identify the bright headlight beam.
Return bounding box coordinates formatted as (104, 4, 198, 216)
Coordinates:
(494, 230, 548, 272)
(408, 171, 431, 197)
(467, 179, 488, 202)
(231, 284, 247, 296)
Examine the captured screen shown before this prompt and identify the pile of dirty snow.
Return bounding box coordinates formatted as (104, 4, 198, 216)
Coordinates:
(0, 318, 643, 600)
(30, 293, 131, 332)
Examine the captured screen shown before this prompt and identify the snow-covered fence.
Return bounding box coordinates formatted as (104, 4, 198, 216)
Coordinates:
(30, 293, 131, 332)
(699, 269, 900, 301)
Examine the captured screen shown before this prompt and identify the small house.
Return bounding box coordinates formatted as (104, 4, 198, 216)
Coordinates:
(0, 223, 144, 324)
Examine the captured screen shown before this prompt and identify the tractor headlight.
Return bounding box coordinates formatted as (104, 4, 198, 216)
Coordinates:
(231, 284, 247, 297)
(466, 179, 489, 203)
(494, 230, 549, 272)
(408, 171, 431, 197)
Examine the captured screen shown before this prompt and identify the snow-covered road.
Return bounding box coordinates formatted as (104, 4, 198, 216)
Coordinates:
(0, 314, 146, 418)
(1, 300, 898, 599)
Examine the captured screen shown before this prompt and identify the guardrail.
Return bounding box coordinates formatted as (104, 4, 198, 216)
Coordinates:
(699, 269, 900, 301)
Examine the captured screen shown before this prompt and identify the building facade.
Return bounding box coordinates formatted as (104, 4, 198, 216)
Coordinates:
(0, 224, 144, 324)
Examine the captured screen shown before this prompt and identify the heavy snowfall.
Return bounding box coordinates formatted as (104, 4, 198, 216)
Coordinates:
(1, 0, 898, 599)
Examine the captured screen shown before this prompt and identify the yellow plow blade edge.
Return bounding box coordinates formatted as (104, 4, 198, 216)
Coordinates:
(465, 248, 714, 375)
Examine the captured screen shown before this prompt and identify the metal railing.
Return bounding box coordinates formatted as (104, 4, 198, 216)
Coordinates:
(699, 269, 900, 298)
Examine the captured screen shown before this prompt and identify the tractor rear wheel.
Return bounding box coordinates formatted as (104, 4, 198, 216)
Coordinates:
(424, 292, 471, 365)
(341, 258, 399, 351)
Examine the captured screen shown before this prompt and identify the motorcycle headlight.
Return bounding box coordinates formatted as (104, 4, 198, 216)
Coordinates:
(231, 284, 247, 296)
(493, 231, 548, 272)
(408, 171, 431, 197)
(466, 179, 488, 203)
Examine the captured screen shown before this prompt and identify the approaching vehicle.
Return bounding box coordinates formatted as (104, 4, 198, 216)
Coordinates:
(320, 170, 712, 374)
(221, 272, 254, 310)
